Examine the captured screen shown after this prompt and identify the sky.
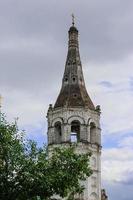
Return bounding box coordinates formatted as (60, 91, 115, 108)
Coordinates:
(0, 0, 133, 199)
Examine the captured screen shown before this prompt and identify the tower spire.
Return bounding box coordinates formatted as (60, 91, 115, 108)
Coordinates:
(72, 13, 75, 26)
(54, 22, 95, 110)
(47, 21, 102, 200)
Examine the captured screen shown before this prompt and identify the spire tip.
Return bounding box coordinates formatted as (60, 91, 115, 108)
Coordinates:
(71, 13, 75, 26)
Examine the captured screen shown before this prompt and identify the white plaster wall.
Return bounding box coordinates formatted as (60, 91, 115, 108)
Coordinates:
(47, 106, 101, 200)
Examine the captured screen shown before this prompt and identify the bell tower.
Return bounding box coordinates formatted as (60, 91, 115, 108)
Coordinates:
(47, 18, 102, 200)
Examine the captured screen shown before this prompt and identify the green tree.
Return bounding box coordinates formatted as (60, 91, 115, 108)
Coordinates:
(0, 114, 92, 200)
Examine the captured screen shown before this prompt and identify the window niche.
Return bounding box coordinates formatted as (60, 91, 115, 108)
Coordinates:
(70, 120, 80, 143)
(64, 76, 68, 83)
(54, 122, 62, 143)
(90, 192, 98, 200)
(91, 176, 97, 188)
(73, 77, 76, 82)
(90, 122, 96, 144)
(72, 76, 76, 83)
(91, 157, 96, 168)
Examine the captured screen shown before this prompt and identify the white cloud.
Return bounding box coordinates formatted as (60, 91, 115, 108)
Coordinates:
(84, 53, 133, 135)
(102, 147, 133, 182)
(0, 87, 47, 134)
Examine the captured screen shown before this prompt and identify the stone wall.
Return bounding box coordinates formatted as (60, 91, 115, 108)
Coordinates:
(47, 105, 102, 200)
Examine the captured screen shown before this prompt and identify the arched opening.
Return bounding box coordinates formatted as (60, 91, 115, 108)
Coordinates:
(64, 76, 68, 83)
(91, 176, 97, 188)
(90, 122, 96, 144)
(73, 77, 76, 82)
(54, 122, 62, 143)
(73, 93, 77, 98)
(90, 192, 98, 200)
(70, 120, 80, 143)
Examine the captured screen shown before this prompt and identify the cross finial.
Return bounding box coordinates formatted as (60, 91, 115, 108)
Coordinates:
(72, 13, 75, 26)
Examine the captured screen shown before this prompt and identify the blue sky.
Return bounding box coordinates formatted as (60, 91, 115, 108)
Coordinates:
(0, 0, 133, 199)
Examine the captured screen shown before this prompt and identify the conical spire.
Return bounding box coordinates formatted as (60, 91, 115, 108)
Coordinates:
(54, 20, 95, 110)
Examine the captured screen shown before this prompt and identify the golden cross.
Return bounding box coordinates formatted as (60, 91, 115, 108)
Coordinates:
(72, 13, 75, 26)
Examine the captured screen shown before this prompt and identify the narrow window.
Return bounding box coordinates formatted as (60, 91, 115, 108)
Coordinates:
(91, 177, 97, 187)
(70, 120, 80, 143)
(64, 76, 68, 82)
(55, 122, 62, 143)
(73, 77, 76, 82)
(90, 122, 96, 143)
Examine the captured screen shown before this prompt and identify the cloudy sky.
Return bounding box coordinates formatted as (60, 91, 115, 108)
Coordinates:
(0, 0, 133, 199)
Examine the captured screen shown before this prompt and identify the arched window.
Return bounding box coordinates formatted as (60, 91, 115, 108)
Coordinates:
(70, 120, 80, 143)
(90, 122, 96, 143)
(54, 122, 62, 143)
(90, 192, 98, 200)
(64, 76, 68, 83)
(72, 76, 76, 83)
(91, 176, 97, 187)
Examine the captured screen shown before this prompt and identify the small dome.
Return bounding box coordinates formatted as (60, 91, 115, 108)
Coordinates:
(69, 26, 78, 33)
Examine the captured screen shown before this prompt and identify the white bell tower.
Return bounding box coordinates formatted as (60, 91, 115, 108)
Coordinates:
(47, 18, 102, 200)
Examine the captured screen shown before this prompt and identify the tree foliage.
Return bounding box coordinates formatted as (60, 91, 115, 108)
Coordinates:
(0, 114, 92, 200)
